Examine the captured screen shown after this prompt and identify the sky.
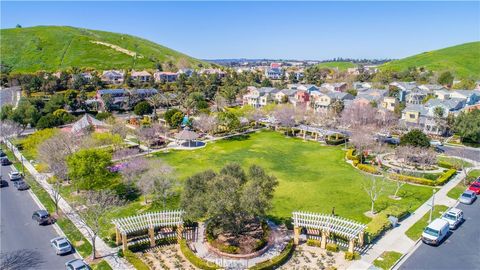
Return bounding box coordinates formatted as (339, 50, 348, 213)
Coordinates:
(1, 1, 479, 60)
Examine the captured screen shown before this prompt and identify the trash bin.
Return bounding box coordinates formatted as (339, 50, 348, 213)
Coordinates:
(388, 216, 398, 227)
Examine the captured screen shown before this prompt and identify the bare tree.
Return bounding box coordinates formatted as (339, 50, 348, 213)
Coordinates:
(137, 160, 173, 204)
(340, 102, 378, 129)
(350, 128, 376, 163)
(272, 104, 296, 133)
(105, 117, 130, 140)
(212, 94, 227, 112)
(193, 113, 217, 135)
(112, 147, 140, 161)
(152, 175, 177, 209)
(119, 157, 149, 184)
(136, 126, 158, 154)
(38, 132, 79, 180)
(246, 109, 265, 127)
(74, 190, 123, 259)
(362, 174, 386, 215)
(0, 249, 45, 270)
(0, 120, 23, 139)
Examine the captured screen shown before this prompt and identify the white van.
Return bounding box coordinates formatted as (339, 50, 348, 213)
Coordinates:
(422, 218, 449, 246)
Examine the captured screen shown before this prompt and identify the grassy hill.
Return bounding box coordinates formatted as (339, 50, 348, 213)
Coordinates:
(0, 26, 208, 73)
(316, 61, 357, 71)
(381, 42, 480, 79)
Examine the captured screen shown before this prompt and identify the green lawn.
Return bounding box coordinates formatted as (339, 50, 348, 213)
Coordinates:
(373, 251, 403, 270)
(316, 61, 356, 71)
(438, 156, 473, 168)
(405, 205, 449, 241)
(154, 131, 433, 223)
(448, 169, 480, 199)
(91, 260, 113, 270)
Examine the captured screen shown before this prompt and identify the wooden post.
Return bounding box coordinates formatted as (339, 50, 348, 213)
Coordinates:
(315, 133, 318, 141)
(177, 225, 184, 243)
(122, 233, 128, 252)
(358, 231, 364, 246)
(321, 230, 327, 249)
(348, 239, 355, 253)
(303, 130, 306, 140)
(149, 226, 155, 247)
(293, 226, 301, 245)
(115, 228, 122, 246)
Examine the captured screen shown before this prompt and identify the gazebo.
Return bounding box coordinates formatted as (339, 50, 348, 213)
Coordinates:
(175, 128, 199, 147)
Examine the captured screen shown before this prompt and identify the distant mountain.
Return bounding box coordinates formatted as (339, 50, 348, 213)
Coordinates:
(380, 42, 480, 79)
(0, 26, 208, 73)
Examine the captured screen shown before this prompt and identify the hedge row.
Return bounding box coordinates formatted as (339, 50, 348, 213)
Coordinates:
(383, 205, 410, 221)
(365, 213, 392, 244)
(345, 149, 359, 161)
(357, 164, 380, 175)
(344, 252, 361, 261)
(179, 240, 220, 270)
(437, 169, 457, 185)
(390, 169, 456, 186)
(306, 239, 321, 247)
(250, 240, 294, 270)
(438, 160, 455, 169)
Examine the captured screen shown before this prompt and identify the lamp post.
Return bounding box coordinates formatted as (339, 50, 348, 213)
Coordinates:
(428, 189, 436, 223)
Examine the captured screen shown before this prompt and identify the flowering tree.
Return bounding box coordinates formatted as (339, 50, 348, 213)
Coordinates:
(193, 113, 217, 135)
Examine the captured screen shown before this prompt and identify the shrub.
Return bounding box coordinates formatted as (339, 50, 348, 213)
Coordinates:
(436, 169, 456, 185)
(96, 112, 113, 120)
(250, 240, 294, 270)
(326, 138, 346, 145)
(346, 149, 359, 161)
(344, 252, 361, 261)
(438, 160, 454, 169)
(180, 240, 220, 270)
(365, 213, 392, 244)
(357, 164, 380, 175)
(384, 205, 410, 220)
(123, 249, 149, 270)
(128, 241, 150, 252)
(326, 243, 339, 252)
(218, 244, 239, 254)
(306, 239, 321, 247)
(353, 160, 360, 167)
(134, 101, 153, 116)
(390, 169, 456, 186)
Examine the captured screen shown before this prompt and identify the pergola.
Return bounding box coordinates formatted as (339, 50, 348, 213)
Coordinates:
(292, 211, 366, 253)
(296, 125, 346, 141)
(175, 128, 199, 147)
(112, 210, 184, 251)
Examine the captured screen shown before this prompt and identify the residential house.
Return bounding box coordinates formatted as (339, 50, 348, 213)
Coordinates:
(419, 84, 447, 92)
(265, 67, 284, 80)
(274, 89, 297, 103)
(405, 88, 428, 105)
(293, 90, 310, 105)
(389, 82, 418, 92)
(131, 71, 152, 83)
(178, 68, 194, 77)
(128, 88, 158, 100)
(355, 89, 388, 106)
(311, 91, 354, 112)
(200, 68, 227, 78)
(80, 72, 93, 81)
(381, 96, 399, 112)
(296, 84, 320, 93)
(449, 90, 480, 105)
(96, 89, 128, 110)
(321, 82, 348, 92)
(101, 70, 125, 85)
(353, 82, 372, 90)
(154, 71, 178, 83)
(242, 87, 279, 108)
(434, 90, 450, 100)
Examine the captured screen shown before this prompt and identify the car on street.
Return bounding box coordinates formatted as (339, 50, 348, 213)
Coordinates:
(0, 179, 8, 188)
(467, 182, 480, 194)
(1, 156, 10, 165)
(0, 149, 6, 157)
(8, 171, 22, 181)
(459, 190, 477, 204)
(430, 140, 443, 147)
(422, 218, 450, 246)
(65, 259, 91, 270)
(441, 208, 464, 229)
(50, 237, 73, 255)
(32, 210, 51, 225)
(434, 146, 445, 153)
(13, 180, 30, 190)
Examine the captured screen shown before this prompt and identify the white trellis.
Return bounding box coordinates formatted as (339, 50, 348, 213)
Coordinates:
(112, 210, 184, 251)
(292, 211, 366, 252)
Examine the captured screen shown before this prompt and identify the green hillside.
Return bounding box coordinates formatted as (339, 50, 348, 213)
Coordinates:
(316, 61, 357, 71)
(0, 26, 208, 73)
(381, 42, 480, 79)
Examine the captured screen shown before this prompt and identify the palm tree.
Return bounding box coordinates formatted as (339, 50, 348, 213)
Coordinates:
(146, 93, 163, 119)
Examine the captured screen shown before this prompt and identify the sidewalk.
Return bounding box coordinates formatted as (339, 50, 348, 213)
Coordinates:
(348, 171, 467, 270)
(4, 139, 135, 270)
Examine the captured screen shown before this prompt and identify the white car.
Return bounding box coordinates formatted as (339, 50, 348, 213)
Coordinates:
(8, 171, 22, 181)
(422, 218, 449, 246)
(65, 259, 91, 270)
(430, 140, 443, 147)
(50, 237, 73, 255)
(441, 208, 464, 229)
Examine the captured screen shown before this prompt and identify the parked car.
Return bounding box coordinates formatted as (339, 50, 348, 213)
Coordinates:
(468, 182, 480, 194)
(8, 171, 22, 181)
(422, 218, 450, 246)
(65, 259, 91, 270)
(434, 146, 445, 153)
(13, 180, 29, 190)
(0, 149, 6, 157)
(459, 190, 477, 204)
(0, 157, 10, 166)
(0, 179, 8, 188)
(430, 140, 443, 147)
(50, 237, 73, 255)
(32, 210, 51, 225)
(441, 208, 464, 229)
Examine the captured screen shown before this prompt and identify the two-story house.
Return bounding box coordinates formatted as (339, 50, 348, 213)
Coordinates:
(154, 71, 178, 83)
(265, 67, 284, 80)
(242, 87, 279, 108)
(131, 71, 152, 83)
(321, 82, 348, 92)
(101, 70, 125, 85)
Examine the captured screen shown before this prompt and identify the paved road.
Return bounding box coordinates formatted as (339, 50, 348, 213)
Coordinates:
(443, 145, 480, 163)
(0, 87, 20, 107)
(0, 163, 76, 269)
(399, 200, 480, 270)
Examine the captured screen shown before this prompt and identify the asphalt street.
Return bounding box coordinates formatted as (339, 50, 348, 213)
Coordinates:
(443, 145, 480, 162)
(0, 163, 76, 269)
(399, 199, 480, 270)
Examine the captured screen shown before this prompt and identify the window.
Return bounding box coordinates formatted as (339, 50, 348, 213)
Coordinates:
(409, 114, 416, 119)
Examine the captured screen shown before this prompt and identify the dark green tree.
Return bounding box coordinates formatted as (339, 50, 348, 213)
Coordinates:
(400, 129, 430, 148)
(454, 110, 480, 143)
(134, 101, 153, 116)
(437, 71, 454, 87)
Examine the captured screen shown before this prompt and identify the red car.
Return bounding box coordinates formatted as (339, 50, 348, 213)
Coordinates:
(468, 182, 480, 194)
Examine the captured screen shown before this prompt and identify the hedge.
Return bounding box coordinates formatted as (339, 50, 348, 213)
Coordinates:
(390, 169, 456, 186)
(326, 138, 346, 145)
(365, 213, 392, 244)
(357, 164, 380, 175)
(179, 240, 220, 270)
(384, 205, 410, 220)
(344, 252, 361, 261)
(438, 160, 455, 169)
(250, 240, 294, 270)
(128, 237, 177, 252)
(345, 149, 359, 161)
(436, 169, 457, 185)
(326, 243, 339, 252)
(123, 250, 149, 270)
(306, 239, 321, 247)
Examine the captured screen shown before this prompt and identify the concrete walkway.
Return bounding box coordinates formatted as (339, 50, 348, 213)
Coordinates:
(3, 139, 134, 270)
(348, 170, 470, 270)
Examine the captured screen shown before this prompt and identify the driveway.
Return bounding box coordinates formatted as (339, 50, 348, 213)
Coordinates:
(0, 87, 20, 107)
(398, 200, 480, 270)
(0, 163, 77, 269)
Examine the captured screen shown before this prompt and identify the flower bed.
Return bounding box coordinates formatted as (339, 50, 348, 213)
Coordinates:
(390, 169, 456, 186)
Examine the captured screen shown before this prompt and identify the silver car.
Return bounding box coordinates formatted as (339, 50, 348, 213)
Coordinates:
(65, 259, 91, 270)
(8, 171, 22, 181)
(459, 190, 476, 204)
(50, 237, 73, 255)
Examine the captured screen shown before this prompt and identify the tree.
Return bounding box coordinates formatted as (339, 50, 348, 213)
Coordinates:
(146, 93, 163, 118)
(137, 160, 173, 204)
(454, 110, 480, 143)
(0, 120, 23, 138)
(217, 111, 240, 132)
(400, 129, 430, 148)
(164, 108, 183, 128)
(137, 126, 158, 154)
(272, 104, 295, 133)
(193, 113, 217, 135)
(362, 174, 385, 214)
(170, 112, 185, 129)
(152, 175, 177, 209)
(350, 128, 375, 163)
(67, 149, 112, 191)
(74, 190, 123, 259)
(260, 78, 272, 87)
(437, 71, 454, 87)
(134, 101, 153, 116)
(120, 157, 149, 184)
(36, 114, 62, 129)
(38, 132, 79, 180)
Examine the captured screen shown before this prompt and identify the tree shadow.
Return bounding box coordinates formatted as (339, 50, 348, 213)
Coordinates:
(0, 249, 45, 270)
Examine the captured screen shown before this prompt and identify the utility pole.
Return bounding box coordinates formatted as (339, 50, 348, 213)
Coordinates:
(428, 189, 436, 223)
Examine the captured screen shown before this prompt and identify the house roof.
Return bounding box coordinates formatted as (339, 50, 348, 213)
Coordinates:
(102, 70, 124, 77)
(403, 104, 429, 116)
(71, 114, 108, 133)
(97, 89, 127, 95)
(327, 92, 354, 100)
(129, 88, 158, 95)
(425, 98, 465, 111)
(390, 81, 418, 91)
(175, 129, 199, 141)
(258, 87, 280, 94)
(280, 89, 297, 96)
(131, 71, 151, 76)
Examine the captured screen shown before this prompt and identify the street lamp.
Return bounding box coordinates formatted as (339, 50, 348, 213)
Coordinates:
(428, 189, 436, 223)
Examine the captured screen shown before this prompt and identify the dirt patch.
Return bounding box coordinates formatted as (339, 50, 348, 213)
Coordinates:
(280, 244, 352, 270)
(140, 245, 196, 270)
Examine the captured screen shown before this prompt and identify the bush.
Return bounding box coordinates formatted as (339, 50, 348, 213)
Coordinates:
(306, 239, 321, 247)
(390, 169, 456, 186)
(128, 241, 150, 252)
(218, 244, 239, 254)
(344, 252, 361, 261)
(180, 240, 220, 270)
(384, 205, 410, 220)
(96, 112, 113, 120)
(164, 109, 183, 127)
(438, 160, 454, 169)
(250, 240, 294, 270)
(326, 138, 346, 145)
(353, 160, 360, 167)
(326, 243, 339, 252)
(134, 101, 153, 116)
(365, 213, 392, 244)
(436, 169, 456, 185)
(357, 164, 380, 175)
(400, 129, 430, 148)
(123, 249, 149, 270)
(346, 149, 359, 161)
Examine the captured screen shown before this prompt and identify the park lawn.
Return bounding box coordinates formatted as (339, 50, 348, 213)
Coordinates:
(405, 205, 449, 241)
(373, 251, 403, 270)
(438, 156, 473, 168)
(448, 169, 480, 199)
(154, 131, 433, 224)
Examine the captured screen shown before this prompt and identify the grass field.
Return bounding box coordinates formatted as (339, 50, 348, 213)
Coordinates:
(405, 205, 449, 241)
(373, 251, 403, 270)
(316, 61, 356, 71)
(447, 169, 480, 199)
(155, 131, 433, 223)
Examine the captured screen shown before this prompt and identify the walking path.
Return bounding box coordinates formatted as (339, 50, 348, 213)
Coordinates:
(348, 168, 473, 270)
(191, 221, 291, 269)
(3, 139, 134, 270)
